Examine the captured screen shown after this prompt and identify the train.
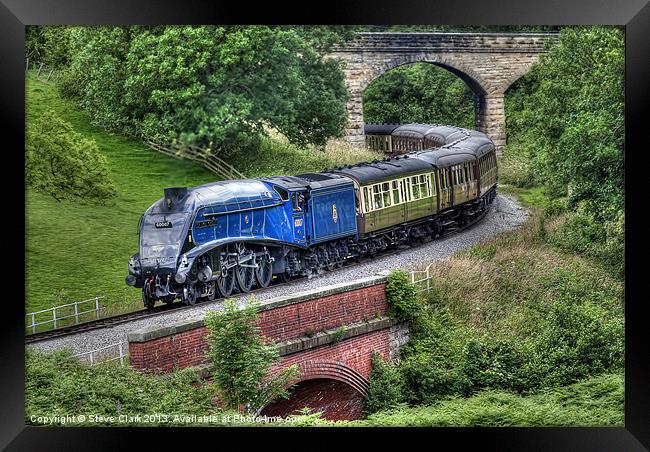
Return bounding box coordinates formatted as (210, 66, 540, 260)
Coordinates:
(125, 123, 498, 309)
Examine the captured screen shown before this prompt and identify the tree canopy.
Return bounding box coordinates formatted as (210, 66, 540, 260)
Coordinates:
(30, 25, 353, 156)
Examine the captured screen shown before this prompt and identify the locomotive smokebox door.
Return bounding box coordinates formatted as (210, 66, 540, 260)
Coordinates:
(291, 191, 307, 244)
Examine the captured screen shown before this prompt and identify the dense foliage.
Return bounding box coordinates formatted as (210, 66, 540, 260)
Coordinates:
(505, 26, 624, 219)
(370, 214, 623, 411)
(26, 349, 221, 425)
(365, 352, 404, 414)
(385, 269, 422, 322)
(204, 298, 299, 413)
(28, 25, 352, 156)
(25, 109, 116, 204)
(363, 63, 474, 127)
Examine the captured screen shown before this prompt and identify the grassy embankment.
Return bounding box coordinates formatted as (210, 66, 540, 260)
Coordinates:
(25, 74, 380, 316)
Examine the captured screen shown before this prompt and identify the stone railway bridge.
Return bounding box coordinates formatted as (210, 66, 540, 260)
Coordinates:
(328, 32, 558, 151)
(128, 275, 410, 421)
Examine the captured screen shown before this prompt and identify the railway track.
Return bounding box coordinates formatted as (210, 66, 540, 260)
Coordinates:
(25, 200, 492, 345)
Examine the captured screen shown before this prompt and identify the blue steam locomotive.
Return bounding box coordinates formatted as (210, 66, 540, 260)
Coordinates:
(126, 124, 498, 308)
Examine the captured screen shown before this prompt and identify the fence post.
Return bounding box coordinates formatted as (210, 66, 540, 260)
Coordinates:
(25, 57, 29, 72)
(46, 68, 54, 81)
(95, 297, 99, 319)
(31, 313, 36, 334)
(89, 352, 94, 366)
(74, 301, 79, 324)
(427, 267, 431, 292)
(119, 343, 124, 366)
(37, 62, 44, 77)
(53, 306, 57, 329)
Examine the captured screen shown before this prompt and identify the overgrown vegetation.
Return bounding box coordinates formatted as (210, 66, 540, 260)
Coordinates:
(385, 269, 421, 322)
(204, 298, 299, 413)
(26, 349, 223, 425)
(366, 208, 623, 424)
(365, 352, 404, 415)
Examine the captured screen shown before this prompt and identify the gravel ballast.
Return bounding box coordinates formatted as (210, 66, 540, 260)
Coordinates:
(30, 193, 528, 356)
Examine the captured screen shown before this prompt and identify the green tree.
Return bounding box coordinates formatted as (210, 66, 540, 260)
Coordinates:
(506, 26, 624, 219)
(204, 298, 299, 413)
(57, 26, 351, 156)
(25, 110, 116, 204)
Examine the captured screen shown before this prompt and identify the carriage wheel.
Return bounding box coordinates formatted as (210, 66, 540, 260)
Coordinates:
(216, 268, 235, 298)
(235, 264, 255, 292)
(207, 281, 218, 301)
(317, 245, 334, 271)
(254, 257, 273, 288)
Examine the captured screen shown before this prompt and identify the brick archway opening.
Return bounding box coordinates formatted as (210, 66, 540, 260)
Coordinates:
(260, 378, 367, 421)
(260, 360, 370, 421)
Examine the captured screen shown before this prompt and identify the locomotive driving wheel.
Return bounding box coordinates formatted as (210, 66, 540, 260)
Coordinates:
(216, 267, 235, 298)
(254, 255, 273, 288)
(234, 244, 255, 292)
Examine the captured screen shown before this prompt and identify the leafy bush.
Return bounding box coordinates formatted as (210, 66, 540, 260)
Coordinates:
(365, 352, 404, 415)
(204, 298, 299, 413)
(462, 336, 538, 393)
(385, 270, 422, 322)
(26, 349, 222, 425)
(25, 110, 116, 204)
(535, 297, 624, 387)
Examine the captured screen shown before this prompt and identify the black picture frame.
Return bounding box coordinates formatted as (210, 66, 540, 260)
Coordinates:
(2, 0, 648, 449)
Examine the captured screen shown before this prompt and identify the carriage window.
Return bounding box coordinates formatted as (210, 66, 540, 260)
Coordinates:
(363, 187, 371, 211)
(392, 181, 401, 205)
(373, 185, 383, 210)
(382, 182, 392, 207)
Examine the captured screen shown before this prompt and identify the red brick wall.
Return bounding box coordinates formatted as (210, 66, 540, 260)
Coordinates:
(274, 328, 390, 380)
(129, 281, 388, 374)
(258, 283, 387, 343)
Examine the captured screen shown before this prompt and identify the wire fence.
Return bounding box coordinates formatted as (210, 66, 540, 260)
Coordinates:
(75, 341, 129, 367)
(26, 297, 106, 334)
(146, 140, 245, 181)
(25, 58, 58, 83)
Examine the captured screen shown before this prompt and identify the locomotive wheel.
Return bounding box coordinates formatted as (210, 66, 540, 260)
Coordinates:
(318, 245, 334, 271)
(142, 278, 155, 310)
(235, 264, 255, 293)
(329, 243, 343, 269)
(183, 284, 197, 305)
(254, 257, 273, 288)
(216, 268, 235, 298)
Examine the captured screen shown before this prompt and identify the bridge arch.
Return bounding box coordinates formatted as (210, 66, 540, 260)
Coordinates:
(328, 32, 557, 151)
(261, 361, 370, 421)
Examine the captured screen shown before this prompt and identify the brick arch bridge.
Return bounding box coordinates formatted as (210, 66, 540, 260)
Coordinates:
(128, 275, 410, 421)
(328, 32, 558, 151)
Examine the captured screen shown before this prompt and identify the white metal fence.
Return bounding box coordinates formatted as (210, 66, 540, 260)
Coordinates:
(75, 341, 129, 367)
(26, 297, 105, 334)
(410, 263, 435, 294)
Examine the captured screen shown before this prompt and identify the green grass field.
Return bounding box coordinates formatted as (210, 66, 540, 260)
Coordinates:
(25, 75, 381, 314)
(26, 75, 219, 313)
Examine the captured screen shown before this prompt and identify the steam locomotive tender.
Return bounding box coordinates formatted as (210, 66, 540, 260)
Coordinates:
(125, 124, 498, 309)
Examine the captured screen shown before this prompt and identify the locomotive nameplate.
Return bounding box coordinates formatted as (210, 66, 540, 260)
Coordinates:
(155, 221, 173, 228)
(196, 218, 216, 228)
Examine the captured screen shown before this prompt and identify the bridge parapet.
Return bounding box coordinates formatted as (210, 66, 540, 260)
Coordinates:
(128, 275, 410, 392)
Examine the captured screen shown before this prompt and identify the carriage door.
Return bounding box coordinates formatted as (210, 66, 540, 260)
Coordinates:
(291, 191, 307, 245)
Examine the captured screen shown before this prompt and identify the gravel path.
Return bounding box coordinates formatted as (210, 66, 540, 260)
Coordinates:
(30, 193, 528, 356)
